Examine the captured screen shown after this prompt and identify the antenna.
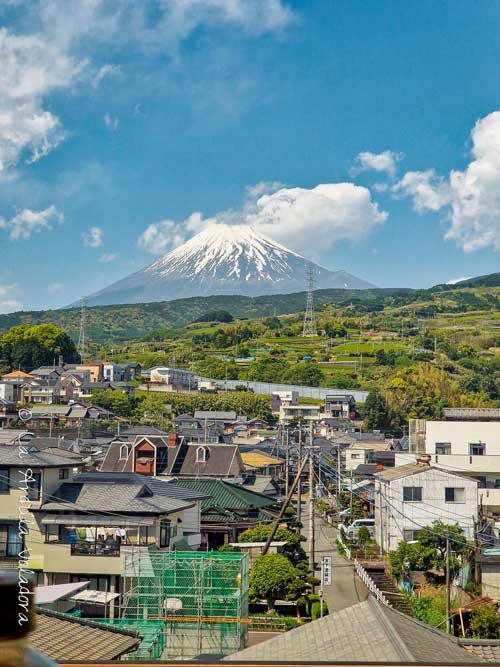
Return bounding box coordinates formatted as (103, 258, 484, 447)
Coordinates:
(77, 297, 88, 362)
(302, 268, 317, 337)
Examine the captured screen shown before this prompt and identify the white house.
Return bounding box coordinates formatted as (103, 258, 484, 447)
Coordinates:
(396, 412, 500, 513)
(279, 403, 321, 423)
(374, 461, 478, 553)
(145, 366, 197, 391)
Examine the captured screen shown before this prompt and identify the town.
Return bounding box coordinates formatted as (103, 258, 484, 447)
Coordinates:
(1, 311, 500, 662)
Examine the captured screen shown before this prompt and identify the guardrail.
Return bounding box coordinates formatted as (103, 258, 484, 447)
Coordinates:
(354, 559, 390, 606)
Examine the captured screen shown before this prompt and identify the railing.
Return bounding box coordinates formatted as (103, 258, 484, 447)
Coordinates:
(70, 541, 121, 557)
(354, 558, 390, 606)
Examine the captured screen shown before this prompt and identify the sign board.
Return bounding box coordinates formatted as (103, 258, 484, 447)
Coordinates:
(322, 556, 332, 586)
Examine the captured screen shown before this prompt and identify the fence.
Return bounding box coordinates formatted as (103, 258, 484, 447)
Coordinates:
(354, 559, 390, 606)
(202, 378, 369, 402)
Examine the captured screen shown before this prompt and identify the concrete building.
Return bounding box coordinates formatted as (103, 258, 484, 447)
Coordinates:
(279, 403, 321, 423)
(271, 390, 299, 414)
(146, 366, 197, 390)
(397, 412, 500, 513)
(374, 461, 478, 553)
(324, 394, 356, 419)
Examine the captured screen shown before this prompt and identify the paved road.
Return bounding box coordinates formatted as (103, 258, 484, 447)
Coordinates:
(301, 505, 368, 613)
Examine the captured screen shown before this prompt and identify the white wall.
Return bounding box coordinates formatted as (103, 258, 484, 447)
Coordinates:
(375, 467, 478, 553)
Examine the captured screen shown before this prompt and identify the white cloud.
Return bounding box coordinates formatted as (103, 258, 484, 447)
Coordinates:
(247, 183, 387, 253)
(103, 113, 119, 130)
(394, 111, 500, 253)
(139, 181, 387, 256)
(82, 226, 104, 248)
(352, 150, 403, 177)
(0, 27, 82, 174)
(446, 276, 472, 285)
(92, 63, 120, 88)
(393, 169, 451, 212)
(0, 283, 23, 313)
(1, 205, 63, 240)
(99, 252, 117, 263)
(138, 219, 187, 255)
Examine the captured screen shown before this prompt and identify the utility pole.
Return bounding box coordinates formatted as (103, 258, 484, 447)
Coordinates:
(297, 422, 302, 526)
(285, 429, 290, 498)
(349, 468, 353, 519)
(308, 426, 315, 575)
(337, 446, 341, 497)
(445, 536, 451, 634)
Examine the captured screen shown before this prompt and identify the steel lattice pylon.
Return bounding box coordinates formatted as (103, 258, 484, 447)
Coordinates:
(302, 268, 317, 337)
(77, 297, 87, 361)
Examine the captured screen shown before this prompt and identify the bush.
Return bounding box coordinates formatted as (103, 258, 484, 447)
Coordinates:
(470, 605, 500, 638)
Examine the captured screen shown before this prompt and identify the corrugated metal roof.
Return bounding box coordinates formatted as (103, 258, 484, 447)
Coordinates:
(175, 478, 275, 512)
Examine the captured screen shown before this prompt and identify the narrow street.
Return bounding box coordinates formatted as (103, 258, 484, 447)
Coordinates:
(300, 503, 368, 613)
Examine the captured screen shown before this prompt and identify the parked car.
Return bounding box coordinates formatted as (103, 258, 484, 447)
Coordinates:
(345, 518, 375, 541)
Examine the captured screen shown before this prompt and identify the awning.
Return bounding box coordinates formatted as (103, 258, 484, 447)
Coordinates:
(36, 581, 90, 604)
(71, 590, 120, 605)
(41, 515, 155, 527)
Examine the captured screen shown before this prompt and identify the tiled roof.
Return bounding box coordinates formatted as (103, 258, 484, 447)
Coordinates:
(461, 640, 500, 662)
(225, 597, 480, 663)
(121, 426, 168, 436)
(32, 609, 139, 661)
(0, 444, 83, 468)
(175, 478, 276, 512)
(40, 477, 194, 515)
(375, 462, 476, 482)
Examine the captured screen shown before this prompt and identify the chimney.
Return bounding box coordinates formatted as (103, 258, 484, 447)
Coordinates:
(416, 453, 431, 466)
(168, 432, 178, 448)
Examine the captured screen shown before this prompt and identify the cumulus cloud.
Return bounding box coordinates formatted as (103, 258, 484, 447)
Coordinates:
(393, 170, 451, 212)
(0, 27, 82, 174)
(0, 284, 23, 313)
(394, 111, 500, 253)
(138, 219, 187, 255)
(0, 205, 63, 240)
(352, 150, 403, 177)
(82, 226, 104, 247)
(138, 182, 387, 255)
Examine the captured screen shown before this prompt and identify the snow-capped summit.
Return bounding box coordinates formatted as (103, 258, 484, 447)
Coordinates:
(84, 223, 375, 306)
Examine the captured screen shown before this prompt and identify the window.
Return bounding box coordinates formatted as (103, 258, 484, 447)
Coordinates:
(59, 468, 69, 480)
(403, 486, 423, 502)
(160, 522, 172, 548)
(403, 529, 419, 542)
(119, 444, 129, 460)
(351, 453, 360, 459)
(0, 468, 10, 494)
(0, 524, 23, 557)
(435, 442, 451, 455)
(470, 442, 486, 456)
(445, 487, 465, 503)
(27, 472, 41, 501)
(196, 446, 207, 463)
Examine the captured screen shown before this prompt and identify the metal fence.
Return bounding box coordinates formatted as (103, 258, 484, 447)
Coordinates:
(201, 378, 368, 402)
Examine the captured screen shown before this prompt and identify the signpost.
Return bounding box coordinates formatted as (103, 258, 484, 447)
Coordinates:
(320, 556, 332, 618)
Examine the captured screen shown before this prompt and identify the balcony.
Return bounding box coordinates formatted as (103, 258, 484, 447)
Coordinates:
(70, 540, 121, 557)
(479, 487, 500, 508)
(431, 453, 500, 473)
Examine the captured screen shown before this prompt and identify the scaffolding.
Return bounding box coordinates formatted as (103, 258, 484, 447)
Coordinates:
(110, 550, 249, 660)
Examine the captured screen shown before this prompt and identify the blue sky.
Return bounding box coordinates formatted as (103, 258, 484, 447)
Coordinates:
(1, 0, 500, 311)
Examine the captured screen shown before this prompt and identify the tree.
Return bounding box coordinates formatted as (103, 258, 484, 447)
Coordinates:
(0, 323, 78, 371)
(238, 525, 306, 564)
(264, 316, 281, 330)
(194, 310, 234, 323)
(249, 553, 297, 610)
(470, 605, 500, 638)
(362, 389, 391, 431)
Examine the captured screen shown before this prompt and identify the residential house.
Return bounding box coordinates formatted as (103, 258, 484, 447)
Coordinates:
(1, 369, 33, 381)
(0, 399, 16, 426)
(24, 470, 203, 614)
(324, 394, 357, 419)
(0, 380, 19, 403)
(399, 411, 500, 513)
(271, 390, 299, 415)
(193, 410, 245, 431)
(344, 439, 392, 472)
(174, 478, 278, 549)
(68, 362, 105, 383)
(374, 461, 478, 552)
(240, 450, 285, 478)
(279, 403, 322, 423)
(103, 362, 140, 382)
(101, 434, 246, 480)
(144, 366, 197, 390)
(174, 414, 226, 444)
(30, 366, 64, 382)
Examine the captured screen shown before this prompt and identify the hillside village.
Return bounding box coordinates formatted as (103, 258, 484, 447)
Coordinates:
(1, 290, 500, 663)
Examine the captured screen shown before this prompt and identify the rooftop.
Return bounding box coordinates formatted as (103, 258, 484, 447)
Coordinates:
(240, 450, 284, 469)
(174, 478, 276, 512)
(0, 444, 83, 468)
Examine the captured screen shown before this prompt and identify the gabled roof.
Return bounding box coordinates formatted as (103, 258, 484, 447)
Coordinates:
(194, 410, 239, 421)
(225, 596, 479, 663)
(0, 444, 83, 468)
(32, 609, 140, 662)
(167, 441, 244, 477)
(375, 462, 477, 483)
(2, 370, 32, 378)
(174, 478, 276, 513)
(240, 450, 284, 469)
(121, 426, 168, 436)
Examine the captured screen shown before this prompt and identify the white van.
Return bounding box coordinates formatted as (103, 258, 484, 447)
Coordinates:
(345, 518, 375, 540)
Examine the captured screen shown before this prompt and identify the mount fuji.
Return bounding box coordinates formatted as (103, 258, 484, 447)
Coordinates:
(84, 224, 375, 306)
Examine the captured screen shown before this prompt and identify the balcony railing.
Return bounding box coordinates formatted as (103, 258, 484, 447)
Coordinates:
(70, 540, 121, 557)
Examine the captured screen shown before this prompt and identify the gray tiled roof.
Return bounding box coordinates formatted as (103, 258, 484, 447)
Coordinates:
(0, 444, 83, 468)
(226, 597, 480, 663)
(40, 478, 194, 515)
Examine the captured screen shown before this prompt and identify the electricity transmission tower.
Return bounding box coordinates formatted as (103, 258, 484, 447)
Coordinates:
(302, 269, 317, 337)
(77, 298, 88, 361)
